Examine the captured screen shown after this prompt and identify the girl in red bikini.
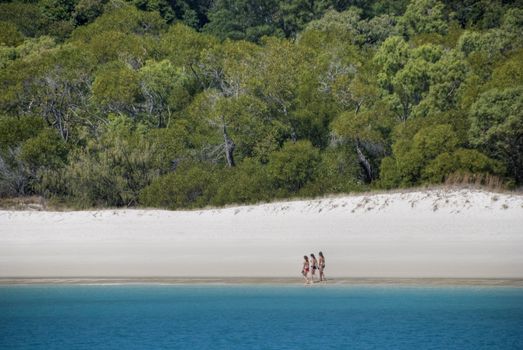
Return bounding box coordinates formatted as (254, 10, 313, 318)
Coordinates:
(302, 255, 310, 284)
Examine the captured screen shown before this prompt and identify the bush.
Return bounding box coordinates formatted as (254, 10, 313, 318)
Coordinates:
(299, 147, 363, 196)
(139, 164, 218, 209)
(380, 124, 459, 187)
(267, 140, 320, 193)
(422, 148, 505, 183)
(20, 128, 68, 170)
(0, 117, 48, 196)
(64, 115, 160, 207)
(377, 156, 401, 189)
(212, 159, 273, 206)
(0, 21, 24, 47)
(17, 128, 69, 196)
(0, 116, 45, 150)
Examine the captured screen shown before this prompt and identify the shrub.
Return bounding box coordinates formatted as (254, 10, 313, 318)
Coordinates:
(267, 140, 320, 193)
(139, 164, 218, 209)
(212, 159, 273, 206)
(422, 148, 505, 183)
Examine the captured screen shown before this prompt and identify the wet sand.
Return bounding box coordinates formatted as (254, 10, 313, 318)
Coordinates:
(2, 277, 523, 286)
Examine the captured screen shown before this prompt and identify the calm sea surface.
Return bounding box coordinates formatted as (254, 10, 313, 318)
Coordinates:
(1, 285, 522, 349)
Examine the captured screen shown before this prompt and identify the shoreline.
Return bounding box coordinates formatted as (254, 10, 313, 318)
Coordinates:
(2, 277, 523, 287)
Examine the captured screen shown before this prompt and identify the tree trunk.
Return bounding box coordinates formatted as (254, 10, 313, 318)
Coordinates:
(355, 139, 372, 183)
(222, 121, 235, 167)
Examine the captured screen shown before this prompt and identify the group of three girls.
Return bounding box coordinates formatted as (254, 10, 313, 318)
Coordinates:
(302, 252, 326, 284)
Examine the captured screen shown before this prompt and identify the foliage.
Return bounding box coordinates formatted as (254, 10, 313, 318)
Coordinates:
(139, 162, 218, 209)
(303, 8, 399, 48)
(0, 116, 46, 150)
(400, 0, 448, 37)
(20, 128, 69, 170)
(212, 158, 273, 205)
(422, 148, 504, 183)
(468, 87, 523, 183)
(267, 140, 320, 193)
(64, 115, 161, 207)
(203, 0, 283, 42)
(0, 0, 522, 208)
(380, 124, 460, 187)
(0, 21, 25, 47)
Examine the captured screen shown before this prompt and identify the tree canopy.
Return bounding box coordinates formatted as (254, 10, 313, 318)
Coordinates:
(1, 0, 522, 207)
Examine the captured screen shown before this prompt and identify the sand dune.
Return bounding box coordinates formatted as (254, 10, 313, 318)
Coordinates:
(1, 188, 522, 278)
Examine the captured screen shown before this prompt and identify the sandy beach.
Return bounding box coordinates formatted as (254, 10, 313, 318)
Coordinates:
(1, 188, 522, 279)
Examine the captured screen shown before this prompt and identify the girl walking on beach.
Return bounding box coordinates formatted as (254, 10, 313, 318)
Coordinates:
(302, 256, 310, 284)
(318, 251, 326, 282)
(310, 253, 318, 282)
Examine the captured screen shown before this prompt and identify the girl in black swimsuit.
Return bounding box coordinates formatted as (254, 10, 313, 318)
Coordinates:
(310, 253, 318, 282)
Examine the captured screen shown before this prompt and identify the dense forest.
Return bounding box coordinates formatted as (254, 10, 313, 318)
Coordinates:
(0, 0, 522, 208)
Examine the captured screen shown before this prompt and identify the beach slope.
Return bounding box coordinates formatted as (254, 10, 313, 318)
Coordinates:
(1, 189, 522, 278)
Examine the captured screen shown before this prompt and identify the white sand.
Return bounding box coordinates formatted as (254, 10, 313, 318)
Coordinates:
(1, 188, 522, 278)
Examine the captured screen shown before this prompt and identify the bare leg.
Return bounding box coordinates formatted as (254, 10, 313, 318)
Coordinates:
(320, 269, 326, 283)
(302, 270, 310, 284)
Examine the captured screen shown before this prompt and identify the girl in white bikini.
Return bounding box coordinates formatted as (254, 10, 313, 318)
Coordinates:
(318, 251, 326, 282)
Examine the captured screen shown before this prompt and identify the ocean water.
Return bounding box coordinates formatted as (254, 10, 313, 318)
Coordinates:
(1, 285, 522, 349)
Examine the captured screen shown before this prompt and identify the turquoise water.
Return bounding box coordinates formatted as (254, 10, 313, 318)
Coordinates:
(1, 285, 522, 349)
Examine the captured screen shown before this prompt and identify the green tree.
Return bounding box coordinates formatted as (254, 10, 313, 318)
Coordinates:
(213, 158, 273, 205)
(0, 21, 24, 47)
(400, 0, 448, 37)
(279, 0, 319, 37)
(65, 115, 160, 206)
(19, 128, 69, 195)
(413, 49, 468, 117)
(92, 62, 142, 115)
(303, 8, 398, 48)
(139, 59, 191, 127)
(374, 36, 410, 93)
(379, 124, 460, 187)
(147, 119, 194, 172)
(129, 0, 176, 23)
(300, 145, 363, 196)
(486, 49, 523, 90)
(0, 43, 95, 141)
(332, 102, 392, 180)
(73, 0, 106, 25)
(0, 116, 45, 150)
(422, 148, 504, 183)
(0, 117, 52, 196)
(39, 0, 79, 39)
(0, 2, 46, 37)
(71, 4, 166, 40)
(158, 23, 217, 80)
(203, 0, 282, 42)
(468, 87, 523, 183)
(20, 128, 69, 171)
(267, 140, 320, 193)
(444, 0, 504, 29)
(139, 162, 218, 209)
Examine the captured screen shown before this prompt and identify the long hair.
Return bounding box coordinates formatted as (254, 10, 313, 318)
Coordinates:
(310, 253, 316, 259)
(319, 251, 324, 258)
(304, 255, 309, 261)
